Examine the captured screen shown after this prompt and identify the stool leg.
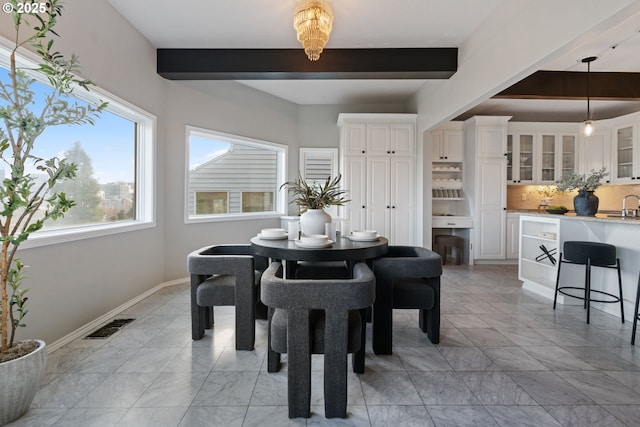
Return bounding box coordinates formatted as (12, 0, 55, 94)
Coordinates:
(617, 259, 624, 323)
(586, 259, 591, 324)
(632, 274, 640, 345)
(553, 254, 563, 310)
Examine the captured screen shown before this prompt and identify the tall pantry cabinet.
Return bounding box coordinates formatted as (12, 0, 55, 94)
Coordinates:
(464, 116, 511, 261)
(338, 114, 417, 245)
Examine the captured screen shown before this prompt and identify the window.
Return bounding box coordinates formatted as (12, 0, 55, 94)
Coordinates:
(0, 41, 155, 247)
(186, 127, 286, 222)
(196, 192, 228, 214)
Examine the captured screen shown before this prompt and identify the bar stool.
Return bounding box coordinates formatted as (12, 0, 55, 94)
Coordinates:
(632, 271, 640, 345)
(553, 241, 624, 324)
(434, 235, 463, 265)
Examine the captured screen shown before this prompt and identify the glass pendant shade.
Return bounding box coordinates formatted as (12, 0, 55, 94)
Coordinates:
(293, 0, 333, 61)
(583, 120, 594, 137)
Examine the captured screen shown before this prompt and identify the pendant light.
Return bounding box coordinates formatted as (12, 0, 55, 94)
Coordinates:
(581, 56, 597, 137)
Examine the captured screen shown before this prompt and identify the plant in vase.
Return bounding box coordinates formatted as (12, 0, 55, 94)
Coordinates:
(555, 167, 608, 216)
(281, 174, 349, 235)
(0, 1, 106, 423)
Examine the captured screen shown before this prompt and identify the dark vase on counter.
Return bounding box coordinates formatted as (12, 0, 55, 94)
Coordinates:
(573, 190, 599, 216)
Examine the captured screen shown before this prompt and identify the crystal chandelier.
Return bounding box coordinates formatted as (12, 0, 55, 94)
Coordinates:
(293, 0, 333, 61)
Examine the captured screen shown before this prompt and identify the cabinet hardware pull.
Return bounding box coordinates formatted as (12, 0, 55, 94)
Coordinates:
(386, 206, 390, 209)
(362, 206, 365, 209)
(362, 150, 365, 154)
(387, 151, 391, 154)
(392, 151, 396, 154)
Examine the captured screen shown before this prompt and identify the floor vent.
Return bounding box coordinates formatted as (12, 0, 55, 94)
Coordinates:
(85, 318, 135, 339)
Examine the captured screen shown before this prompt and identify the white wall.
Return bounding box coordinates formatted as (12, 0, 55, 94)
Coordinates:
(0, 1, 415, 344)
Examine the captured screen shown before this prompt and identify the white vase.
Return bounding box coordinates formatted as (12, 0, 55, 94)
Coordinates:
(0, 340, 47, 425)
(300, 209, 331, 236)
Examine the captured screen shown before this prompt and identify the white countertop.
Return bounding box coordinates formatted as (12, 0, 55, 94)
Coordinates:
(519, 211, 640, 225)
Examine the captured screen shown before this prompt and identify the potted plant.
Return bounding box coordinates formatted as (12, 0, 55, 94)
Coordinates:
(281, 174, 349, 235)
(0, 1, 105, 423)
(555, 167, 608, 216)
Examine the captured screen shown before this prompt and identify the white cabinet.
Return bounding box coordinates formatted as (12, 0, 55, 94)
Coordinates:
(518, 215, 560, 300)
(506, 213, 520, 259)
(612, 124, 640, 183)
(506, 133, 535, 184)
(338, 114, 417, 245)
(538, 134, 578, 183)
(464, 116, 510, 262)
(432, 128, 463, 162)
(580, 130, 612, 183)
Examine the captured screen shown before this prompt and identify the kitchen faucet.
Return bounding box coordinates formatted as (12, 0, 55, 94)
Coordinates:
(622, 194, 640, 217)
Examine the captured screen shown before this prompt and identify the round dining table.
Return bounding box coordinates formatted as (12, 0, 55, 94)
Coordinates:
(250, 235, 388, 278)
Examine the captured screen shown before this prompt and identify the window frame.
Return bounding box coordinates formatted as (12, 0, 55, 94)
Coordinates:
(0, 38, 156, 249)
(185, 126, 287, 224)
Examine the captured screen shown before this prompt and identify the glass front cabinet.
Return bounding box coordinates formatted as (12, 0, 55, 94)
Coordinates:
(538, 134, 577, 184)
(506, 133, 535, 184)
(613, 124, 639, 182)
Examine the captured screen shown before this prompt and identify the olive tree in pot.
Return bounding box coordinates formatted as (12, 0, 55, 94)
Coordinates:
(0, 1, 105, 423)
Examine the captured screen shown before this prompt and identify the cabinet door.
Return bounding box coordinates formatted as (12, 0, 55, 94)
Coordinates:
(431, 130, 444, 161)
(342, 122, 367, 156)
(613, 125, 637, 182)
(390, 157, 415, 245)
(443, 130, 463, 162)
(477, 126, 507, 157)
(343, 156, 367, 233)
(367, 124, 391, 156)
(391, 123, 415, 156)
(559, 134, 577, 180)
(580, 131, 612, 183)
(539, 134, 556, 184)
(517, 134, 535, 184)
(366, 157, 391, 238)
(506, 214, 520, 259)
(476, 158, 506, 259)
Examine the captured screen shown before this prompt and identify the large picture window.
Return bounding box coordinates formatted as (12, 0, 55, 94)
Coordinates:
(186, 127, 286, 222)
(0, 42, 155, 247)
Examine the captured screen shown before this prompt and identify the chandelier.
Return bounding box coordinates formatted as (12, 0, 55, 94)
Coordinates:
(293, 0, 333, 61)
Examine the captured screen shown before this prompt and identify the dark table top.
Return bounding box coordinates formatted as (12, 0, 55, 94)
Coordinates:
(250, 235, 388, 262)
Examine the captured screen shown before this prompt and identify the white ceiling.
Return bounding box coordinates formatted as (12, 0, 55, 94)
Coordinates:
(108, 0, 640, 120)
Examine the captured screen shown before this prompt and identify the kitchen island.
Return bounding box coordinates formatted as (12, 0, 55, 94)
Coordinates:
(519, 213, 640, 319)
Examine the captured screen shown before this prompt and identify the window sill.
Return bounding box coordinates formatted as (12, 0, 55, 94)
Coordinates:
(185, 212, 284, 224)
(18, 220, 156, 250)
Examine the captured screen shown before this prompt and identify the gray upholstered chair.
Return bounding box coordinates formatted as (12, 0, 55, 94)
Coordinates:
(372, 246, 442, 354)
(261, 262, 375, 419)
(187, 244, 268, 350)
(294, 261, 350, 279)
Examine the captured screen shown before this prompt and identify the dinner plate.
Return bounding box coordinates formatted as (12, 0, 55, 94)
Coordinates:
(295, 239, 334, 248)
(257, 233, 288, 240)
(348, 234, 381, 242)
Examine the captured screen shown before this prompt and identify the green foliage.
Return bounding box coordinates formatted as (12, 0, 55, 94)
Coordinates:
(281, 174, 350, 212)
(0, 0, 106, 353)
(555, 167, 608, 193)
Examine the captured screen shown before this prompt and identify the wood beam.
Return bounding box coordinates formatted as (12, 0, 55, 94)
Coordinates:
(495, 70, 640, 101)
(156, 48, 458, 80)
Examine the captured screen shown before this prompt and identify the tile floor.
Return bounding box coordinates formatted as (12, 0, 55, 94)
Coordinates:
(9, 264, 640, 426)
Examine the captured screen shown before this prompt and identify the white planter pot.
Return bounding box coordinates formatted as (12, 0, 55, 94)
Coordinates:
(299, 209, 331, 236)
(0, 340, 47, 425)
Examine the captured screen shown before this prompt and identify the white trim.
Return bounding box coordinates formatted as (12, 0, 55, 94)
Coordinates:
(184, 126, 288, 224)
(0, 35, 157, 248)
(46, 276, 189, 353)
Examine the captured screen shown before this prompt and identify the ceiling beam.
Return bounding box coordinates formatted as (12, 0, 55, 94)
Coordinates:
(495, 70, 640, 101)
(157, 48, 458, 80)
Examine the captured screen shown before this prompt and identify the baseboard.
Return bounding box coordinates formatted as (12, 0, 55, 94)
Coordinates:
(47, 276, 189, 353)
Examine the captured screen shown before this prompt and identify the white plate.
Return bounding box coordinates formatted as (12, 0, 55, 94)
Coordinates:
(257, 233, 288, 240)
(295, 239, 334, 248)
(348, 234, 381, 242)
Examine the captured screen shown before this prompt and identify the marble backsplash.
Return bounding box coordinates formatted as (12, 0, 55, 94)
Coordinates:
(507, 183, 640, 212)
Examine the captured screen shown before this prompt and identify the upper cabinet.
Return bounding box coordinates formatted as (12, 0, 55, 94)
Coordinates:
(612, 123, 640, 183)
(341, 117, 415, 157)
(506, 125, 579, 185)
(432, 128, 463, 162)
(506, 133, 535, 184)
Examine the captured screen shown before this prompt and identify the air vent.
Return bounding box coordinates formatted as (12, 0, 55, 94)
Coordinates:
(85, 318, 135, 339)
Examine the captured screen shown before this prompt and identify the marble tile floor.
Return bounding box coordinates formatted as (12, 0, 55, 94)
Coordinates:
(9, 264, 640, 426)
